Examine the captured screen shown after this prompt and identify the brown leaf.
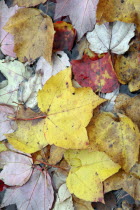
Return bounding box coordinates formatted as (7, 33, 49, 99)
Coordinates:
(3, 8, 54, 63)
(12, 0, 47, 7)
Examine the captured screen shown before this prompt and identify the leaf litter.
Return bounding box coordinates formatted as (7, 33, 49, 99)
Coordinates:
(0, 0, 140, 209)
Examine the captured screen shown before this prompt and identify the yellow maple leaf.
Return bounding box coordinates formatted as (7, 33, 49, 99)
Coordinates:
(3, 8, 54, 63)
(87, 112, 140, 172)
(38, 67, 105, 149)
(97, 0, 140, 31)
(64, 150, 120, 202)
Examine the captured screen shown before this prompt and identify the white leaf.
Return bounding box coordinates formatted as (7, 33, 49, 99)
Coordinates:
(36, 51, 70, 85)
(87, 21, 135, 54)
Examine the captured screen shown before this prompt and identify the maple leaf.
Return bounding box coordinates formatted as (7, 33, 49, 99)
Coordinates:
(3, 8, 55, 63)
(0, 151, 32, 186)
(64, 150, 120, 202)
(0, 0, 19, 57)
(54, 0, 99, 40)
(0, 104, 16, 141)
(87, 21, 135, 54)
(5, 106, 48, 153)
(12, 0, 47, 7)
(87, 112, 140, 172)
(97, 0, 140, 32)
(36, 51, 70, 85)
(53, 21, 76, 51)
(104, 170, 140, 201)
(0, 60, 26, 105)
(71, 52, 119, 93)
(37, 67, 105, 149)
(0, 165, 54, 210)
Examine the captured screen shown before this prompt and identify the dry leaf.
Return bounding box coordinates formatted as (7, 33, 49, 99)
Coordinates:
(12, 0, 47, 7)
(88, 112, 140, 172)
(37, 67, 105, 149)
(48, 145, 65, 165)
(73, 196, 93, 210)
(104, 170, 140, 201)
(97, 0, 140, 32)
(87, 21, 135, 54)
(65, 150, 120, 202)
(115, 94, 140, 129)
(3, 8, 54, 63)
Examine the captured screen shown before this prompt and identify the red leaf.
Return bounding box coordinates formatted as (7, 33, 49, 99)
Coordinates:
(0, 180, 9, 192)
(53, 21, 76, 51)
(71, 53, 119, 93)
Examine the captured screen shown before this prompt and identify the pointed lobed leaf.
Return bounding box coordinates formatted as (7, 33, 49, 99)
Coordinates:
(54, 0, 99, 40)
(71, 53, 119, 93)
(3, 8, 55, 63)
(87, 21, 135, 54)
(0, 151, 33, 186)
(0, 166, 54, 210)
(38, 67, 105, 149)
(64, 150, 120, 202)
(88, 112, 140, 172)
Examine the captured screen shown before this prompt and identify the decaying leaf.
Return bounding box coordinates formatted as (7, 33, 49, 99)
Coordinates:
(0, 0, 19, 57)
(38, 67, 105, 149)
(97, 0, 140, 32)
(0, 60, 26, 105)
(3, 8, 55, 63)
(0, 166, 54, 210)
(71, 52, 119, 93)
(104, 170, 140, 201)
(54, 0, 99, 40)
(5, 107, 48, 153)
(53, 21, 76, 51)
(48, 145, 65, 165)
(73, 196, 93, 210)
(65, 150, 120, 202)
(87, 21, 135, 54)
(53, 183, 74, 210)
(0, 104, 16, 141)
(0, 151, 32, 186)
(114, 41, 140, 92)
(115, 94, 140, 130)
(36, 51, 70, 85)
(88, 112, 140, 172)
(12, 0, 47, 7)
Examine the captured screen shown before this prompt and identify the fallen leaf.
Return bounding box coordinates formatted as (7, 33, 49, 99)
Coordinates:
(0, 166, 54, 210)
(18, 73, 42, 108)
(53, 21, 76, 51)
(5, 107, 48, 153)
(53, 183, 74, 210)
(87, 112, 140, 172)
(71, 52, 119, 93)
(86, 21, 135, 54)
(104, 170, 140, 201)
(37, 67, 105, 149)
(31, 146, 50, 164)
(48, 145, 65, 165)
(0, 151, 32, 186)
(0, 60, 26, 105)
(97, 0, 140, 32)
(115, 94, 140, 129)
(0, 104, 16, 141)
(0, 142, 8, 153)
(73, 196, 93, 210)
(64, 150, 120, 202)
(3, 8, 54, 63)
(114, 41, 140, 91)
(54, 0, 99, 40)
(12, 0, 47, 7)
(50, 168, 67, 190)
(0, 0, 19, 57)
(36, 51, 70, 85)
